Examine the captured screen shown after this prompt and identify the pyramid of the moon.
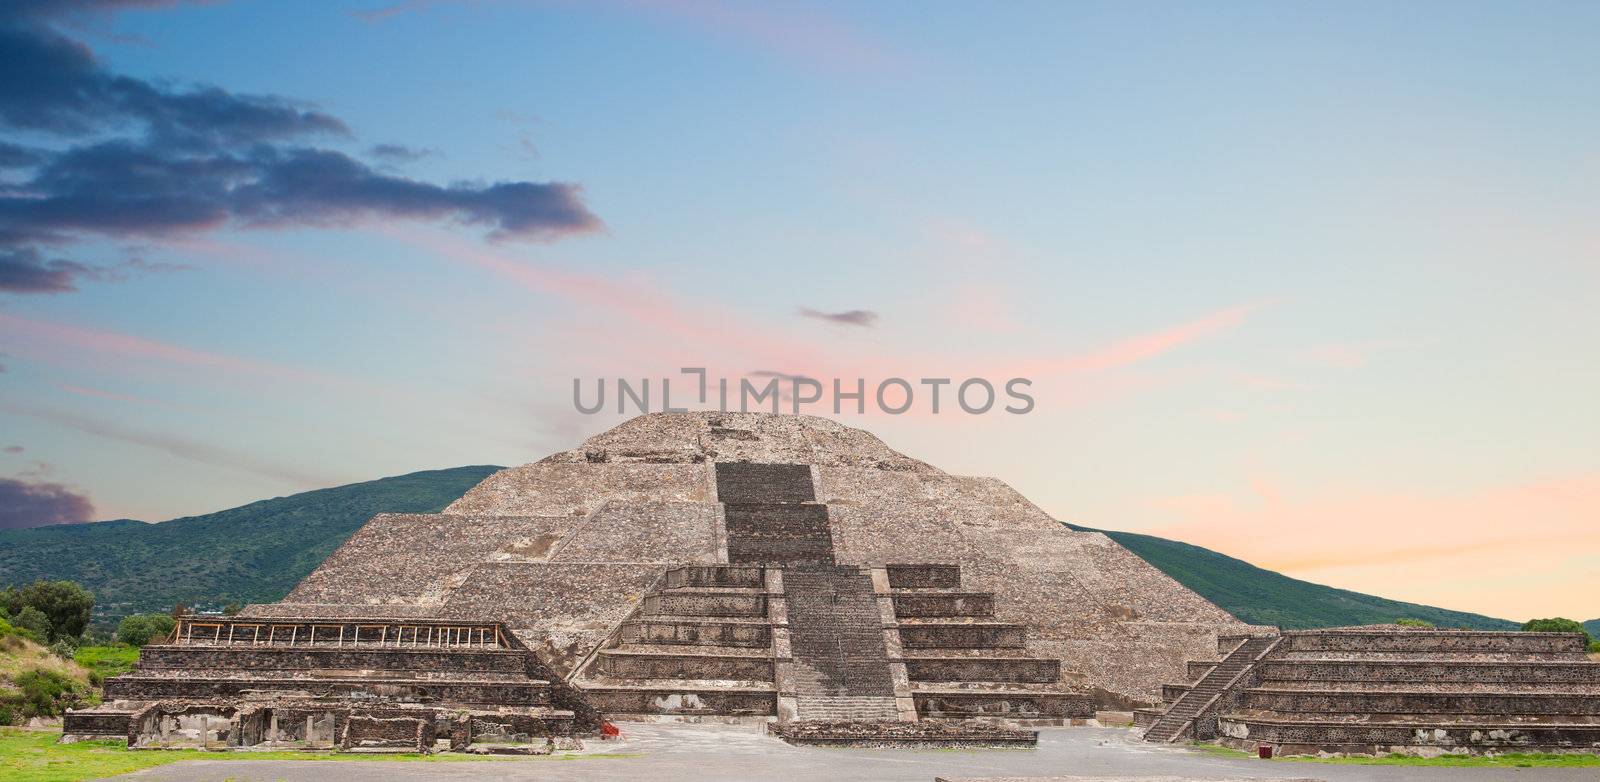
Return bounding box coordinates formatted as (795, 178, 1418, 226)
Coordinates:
(240, 412, 1250, 720)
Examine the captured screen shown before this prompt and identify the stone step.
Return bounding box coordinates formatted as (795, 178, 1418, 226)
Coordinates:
(621, 618, 772, 648)
(1259, 660, 1600, 685)
(795, 695, 900, 721)
(105, 675, 551, 705)
(136, 645, 532, 674)
(579, 683, 777, 717)
(714, 462, 815, 504)
(884, 564, 962, 590)
(898, 622, 1026, 649)
(902, 656, 1060, 684)
(594, 650, 774, 682)
(890, 592, 995, 618)
(664, 565, 766, 590)
(1240, 688, 1600, 715)
(725, 503, 834, 566)
(913, 690, 1094, 720)
(1282, 630, 1590, 656)
(1218, 714, 1600, 753)
(642, 591, 768, 618)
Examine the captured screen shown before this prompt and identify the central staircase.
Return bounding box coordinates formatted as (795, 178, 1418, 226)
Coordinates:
(784, 565, 900, 721)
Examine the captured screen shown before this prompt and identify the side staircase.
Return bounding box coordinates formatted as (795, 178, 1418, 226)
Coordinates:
(1140, 634, 1277, 742)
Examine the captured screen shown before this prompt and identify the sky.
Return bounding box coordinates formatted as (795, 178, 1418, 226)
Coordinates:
(0, 0, 1596, 621)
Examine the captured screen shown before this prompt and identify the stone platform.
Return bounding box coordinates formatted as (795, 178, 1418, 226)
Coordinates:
(769, 718, 1038, 748)
(1138, 627, 1600, 755)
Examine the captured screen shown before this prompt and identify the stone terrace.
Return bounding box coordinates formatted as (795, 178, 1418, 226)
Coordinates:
(1137, 627, 1600, 755)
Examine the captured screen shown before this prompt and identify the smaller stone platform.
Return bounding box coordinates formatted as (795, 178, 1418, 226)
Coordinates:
(768, 719, 1038, 748)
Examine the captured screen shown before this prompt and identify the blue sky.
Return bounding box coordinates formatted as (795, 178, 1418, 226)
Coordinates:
(1, 0, 1596, 619)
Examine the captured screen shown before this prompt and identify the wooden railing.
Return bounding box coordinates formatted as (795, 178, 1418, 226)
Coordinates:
(168, 617, 520, 649)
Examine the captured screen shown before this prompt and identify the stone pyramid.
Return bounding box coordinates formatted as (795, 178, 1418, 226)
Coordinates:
(250, 412, 1250, 716)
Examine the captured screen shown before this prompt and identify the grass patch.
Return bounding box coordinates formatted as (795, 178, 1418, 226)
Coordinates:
(1186, 742, 1600, 768)
(72, 645, 138, 682)
(0, 728, 637, 782)
(1287, 752, 1600, 768)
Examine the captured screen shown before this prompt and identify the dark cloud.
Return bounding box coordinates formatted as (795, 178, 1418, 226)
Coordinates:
(797, 307, 879, 327)
(0, 141, 46, 168)
(0, 476, 95, 530)
(0, 1, 206, 23)
(0, 6, 601, 295)
(0, 248, 91, 293)
(368, 143, 432, 163)
(0, 246, 188, 293)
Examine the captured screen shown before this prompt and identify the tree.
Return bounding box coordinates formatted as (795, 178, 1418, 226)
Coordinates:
(222, 602, 242, 616)
(1522, 617, 1592, 645)
(13, 606, 51, 640)
(117, 613, 177, 647)
(15, 581, 94, 642)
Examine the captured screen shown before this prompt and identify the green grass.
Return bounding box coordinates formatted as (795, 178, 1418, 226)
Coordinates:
(1186, 742, 1600, 767)
(71, 646, 138, 682)
(0, 728, 637, 782)
(0, 466, 501, 624)
(1067, 523, 1520, 630)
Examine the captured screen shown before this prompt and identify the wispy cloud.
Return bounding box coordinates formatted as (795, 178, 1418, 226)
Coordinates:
(0, 312, 370, 391)
(797, 307, 878, 328)
(1, 401, 338, 488)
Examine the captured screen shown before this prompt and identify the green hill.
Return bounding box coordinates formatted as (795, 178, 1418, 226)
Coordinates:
(1585, 620, 1600, 639)
(0, 464, 1540, 632)
(0, 466, 501, 622)
(1066, 523, 1519, 630)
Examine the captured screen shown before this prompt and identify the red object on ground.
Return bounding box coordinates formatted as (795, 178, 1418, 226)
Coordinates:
(600, 721, 621, 739)
(1258, 744, 1273, 759)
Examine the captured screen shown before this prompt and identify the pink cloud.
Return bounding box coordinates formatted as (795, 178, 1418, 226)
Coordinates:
(0, 312, 369, 392)
(0, 401, 342, 490)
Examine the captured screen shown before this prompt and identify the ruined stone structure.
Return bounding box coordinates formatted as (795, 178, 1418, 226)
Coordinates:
(1137, 627, 1600, 755)
(64, 615, 596, 752)
(69, 412, 1247, 748)
(229, 412, 1247, 726)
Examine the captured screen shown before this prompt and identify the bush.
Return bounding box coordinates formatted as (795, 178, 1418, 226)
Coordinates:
(1394, 618, 1434, 628)
(116, 613, 176, 647)
(5, 668, 92, 719)
(48, 637, 79, 660)
(1588, 640, 1600, 654)
(1522, 618, 1592, 645)
(12, 606, 51, 640)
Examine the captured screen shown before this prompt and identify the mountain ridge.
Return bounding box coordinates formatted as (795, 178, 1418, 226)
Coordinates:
(0, 465, 1564, 631)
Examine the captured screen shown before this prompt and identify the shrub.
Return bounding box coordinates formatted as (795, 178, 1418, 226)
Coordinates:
(1522, 618, 1592, 646)
(116, 613, 177, 647)
(13, 606, 51, 640)
(48, 637, 79, 660)
(5, 668, 92, 719)
(1394, 618, 1434, 628)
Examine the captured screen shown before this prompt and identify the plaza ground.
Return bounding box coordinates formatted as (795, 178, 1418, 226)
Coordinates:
(110, 723, 1599, 782)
